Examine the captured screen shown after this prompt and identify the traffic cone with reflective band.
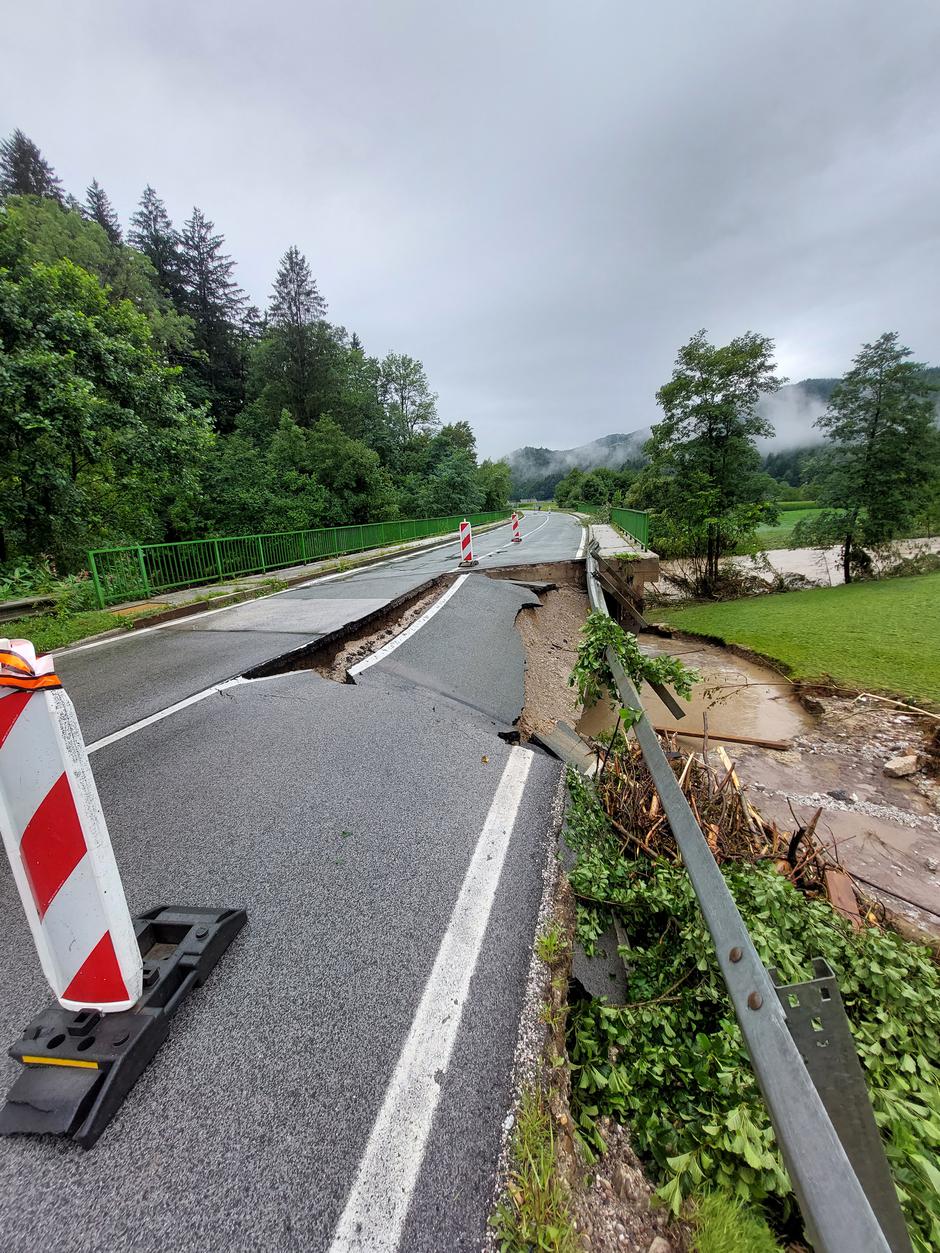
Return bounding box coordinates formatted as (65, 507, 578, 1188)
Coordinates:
(458, 519, 478, 567)
(511, 511, 522, 542)
(0, 639, 142, 1013)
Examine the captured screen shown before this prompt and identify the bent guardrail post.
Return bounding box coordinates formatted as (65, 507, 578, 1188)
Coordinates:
(770, 960, 913, 1253)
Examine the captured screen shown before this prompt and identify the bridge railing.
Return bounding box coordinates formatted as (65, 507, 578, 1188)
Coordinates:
(562, 503, 651, 547)
(88, 511, 511, 608)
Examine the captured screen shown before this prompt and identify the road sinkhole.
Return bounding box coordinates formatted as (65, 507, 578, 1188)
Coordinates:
(240, 574, 456, 684)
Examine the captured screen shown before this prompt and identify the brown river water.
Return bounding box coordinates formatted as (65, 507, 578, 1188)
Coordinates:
(576, 637, 812, 746)
(574, 635, 940, 937)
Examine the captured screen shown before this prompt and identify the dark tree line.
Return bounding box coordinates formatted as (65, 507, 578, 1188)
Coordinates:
(0, 129, 511, 570)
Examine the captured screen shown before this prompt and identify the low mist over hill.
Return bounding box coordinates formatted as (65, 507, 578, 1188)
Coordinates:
(507, 431, 650, 499)
(508, 373, 938, 497)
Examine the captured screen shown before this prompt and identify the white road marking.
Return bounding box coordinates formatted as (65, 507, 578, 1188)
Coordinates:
(348, 574, 469, 675)
(478, 511, 553, 561)
(327, 746, 535, 1253)
(577, 522, 588, 560)
(86, 678, 246, 754)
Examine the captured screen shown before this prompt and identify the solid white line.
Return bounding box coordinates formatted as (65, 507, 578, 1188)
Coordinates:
(577, 522, 588, 560)
(348, 574, 469, 676)
(86, 677, 246, 754)
(327, 746, 535, 1253)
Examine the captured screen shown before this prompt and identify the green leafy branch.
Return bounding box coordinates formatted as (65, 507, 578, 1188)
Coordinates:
(569, 610, 700, 708)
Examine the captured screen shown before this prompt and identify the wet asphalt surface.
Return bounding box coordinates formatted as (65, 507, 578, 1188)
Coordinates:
(0, 511, 582, 1251)
(57, 512, 578, 745)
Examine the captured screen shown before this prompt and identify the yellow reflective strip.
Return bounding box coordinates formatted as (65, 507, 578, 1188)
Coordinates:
(21, 1055, 99, 1070)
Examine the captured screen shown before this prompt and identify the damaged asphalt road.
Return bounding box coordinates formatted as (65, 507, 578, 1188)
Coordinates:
(357, 575, 543, 731)
(56, 510, 580, 745)
(0, 513, 582, 1252)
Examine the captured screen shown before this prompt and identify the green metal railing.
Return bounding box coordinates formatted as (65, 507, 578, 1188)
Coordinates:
(562, 503, 650, 547)
(88, 511, 511, 608)
(609, 507, 650, 547)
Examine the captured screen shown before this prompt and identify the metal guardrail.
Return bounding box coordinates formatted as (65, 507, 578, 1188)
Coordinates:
(585, 547, 900, 1253)
(88, 511, 511, 607)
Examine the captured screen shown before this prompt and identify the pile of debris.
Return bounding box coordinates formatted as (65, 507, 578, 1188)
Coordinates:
(595, 734, 873, 930)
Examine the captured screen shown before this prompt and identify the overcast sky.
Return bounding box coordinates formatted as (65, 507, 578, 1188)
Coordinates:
(5, 2, 940, 455)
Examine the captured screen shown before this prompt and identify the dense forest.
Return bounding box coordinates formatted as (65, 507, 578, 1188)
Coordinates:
(0, 129, 511, 572)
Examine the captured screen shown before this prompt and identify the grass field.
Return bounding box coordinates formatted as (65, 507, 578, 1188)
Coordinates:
(649, 572, 940, 705)
(753, 507, 824, 550)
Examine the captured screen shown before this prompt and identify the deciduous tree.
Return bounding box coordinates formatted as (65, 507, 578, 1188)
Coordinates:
(477, 458, 512, 510)
(0, 221, 209, 567)
(792, 333, 939, 581)
(379, 352, 439, 444)
(635, 330, 782, 587)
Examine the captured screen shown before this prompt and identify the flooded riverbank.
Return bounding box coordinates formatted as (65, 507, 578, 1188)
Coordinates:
(648, 537, 940, 597)
(576, 632, 940, 941)
(577, 635, 812, 746)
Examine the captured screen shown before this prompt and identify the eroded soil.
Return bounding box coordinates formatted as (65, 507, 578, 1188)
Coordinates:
(516, 583, 591, 738)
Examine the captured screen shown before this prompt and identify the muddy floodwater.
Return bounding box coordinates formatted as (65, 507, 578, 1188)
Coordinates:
(577, 637, 812, 746)
(649, 537, 940, 597)
(575, 633, 940, 941)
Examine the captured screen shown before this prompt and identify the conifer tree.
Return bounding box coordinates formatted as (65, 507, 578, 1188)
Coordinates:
(178, 207, 246, 417)
(0, 129, 64, 201)
(84, 178, 122, 243)
(267, 245, 327, 423)
(178, 207, 245, 332)
(129, 185, 183, 299)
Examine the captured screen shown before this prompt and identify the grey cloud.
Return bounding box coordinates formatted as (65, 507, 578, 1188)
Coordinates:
(4, 1, 939, 456)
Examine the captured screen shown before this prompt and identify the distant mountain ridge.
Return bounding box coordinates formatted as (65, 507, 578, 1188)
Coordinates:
(507, 374, 937, 498)
(507, 431, 650, 499)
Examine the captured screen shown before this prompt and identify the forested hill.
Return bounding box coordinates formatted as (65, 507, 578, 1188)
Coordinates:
(508, 431, 649, 499)
(0, 129, 511, 571)
(509, 372, 940, 497)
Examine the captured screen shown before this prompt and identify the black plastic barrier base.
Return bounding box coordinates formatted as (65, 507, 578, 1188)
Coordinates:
(0, 905, 246, 1148)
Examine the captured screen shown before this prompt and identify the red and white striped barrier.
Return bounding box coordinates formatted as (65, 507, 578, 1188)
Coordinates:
(458, 519, 478, 567)
(511, 511, 522, 543)
(0, 639, 142, 1013)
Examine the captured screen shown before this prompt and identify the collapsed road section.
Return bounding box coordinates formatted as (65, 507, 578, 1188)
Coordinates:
(0, 511, 585, 1252)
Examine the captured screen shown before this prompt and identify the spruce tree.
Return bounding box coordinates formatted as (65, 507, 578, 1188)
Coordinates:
(269, 245, 327, 330)
(0, 129, 64, 201)
(178, 207, 245, 333)
(129, 185, 183, 299)
(267, 245, 327, 423)
(178, 207, 246, 418)
(84, 178, 122, 243)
